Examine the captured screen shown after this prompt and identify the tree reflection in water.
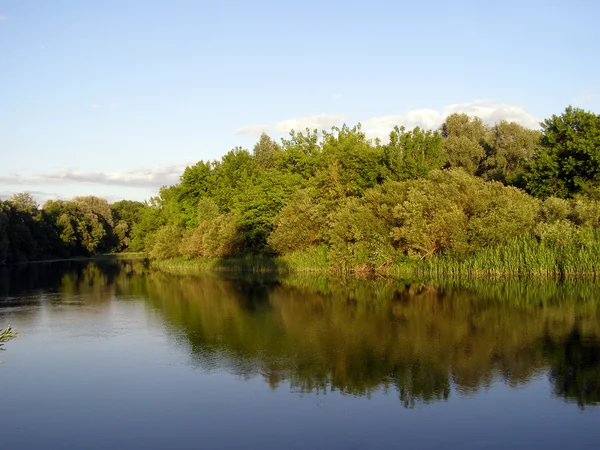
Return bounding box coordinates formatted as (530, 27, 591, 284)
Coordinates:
(4, 260, 600, 408)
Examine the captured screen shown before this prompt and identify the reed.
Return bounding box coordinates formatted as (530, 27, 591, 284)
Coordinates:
(418, 233, 600, 277)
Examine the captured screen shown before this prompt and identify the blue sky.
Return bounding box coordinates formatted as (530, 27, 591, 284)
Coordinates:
(1, 0, 599, 203)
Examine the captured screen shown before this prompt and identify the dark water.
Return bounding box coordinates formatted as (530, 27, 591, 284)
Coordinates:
(1, 260, 600, 449)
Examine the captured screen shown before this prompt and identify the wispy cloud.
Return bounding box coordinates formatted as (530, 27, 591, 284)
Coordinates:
(0, 163, 190, 190)
(0, 15, 7, 23)
(0, 190, 130, 205)
(235, 114, 346, 135)
(91, 104, 100, 109)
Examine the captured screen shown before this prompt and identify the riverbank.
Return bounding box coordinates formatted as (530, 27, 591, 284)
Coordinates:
(3, 252, 146, 266)
(151, 236, 600, 278)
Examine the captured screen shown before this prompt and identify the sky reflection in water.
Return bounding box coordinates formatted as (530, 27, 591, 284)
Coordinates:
(1, 260, 600, 449)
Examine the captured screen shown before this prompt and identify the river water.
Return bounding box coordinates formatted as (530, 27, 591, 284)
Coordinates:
(1, 259, 600, 449)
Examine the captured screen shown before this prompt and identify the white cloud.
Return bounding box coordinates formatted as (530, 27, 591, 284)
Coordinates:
(361, 109, 442, 140)
(0, 162, 190, 190)
(234, 100, 539, 141)
(361, 100, 540, 140)
(91, 104, 100, 109)
(235, 114, 346, 135)
(0, 15, 7, 23)
(443, 100, 539, 129)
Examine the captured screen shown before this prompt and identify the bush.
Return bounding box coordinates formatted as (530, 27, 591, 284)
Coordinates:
(269, 189, 327, 255)
(327, 197, 396, 273)
(390, 169, 539, 258)
(149, 226, 184, 260)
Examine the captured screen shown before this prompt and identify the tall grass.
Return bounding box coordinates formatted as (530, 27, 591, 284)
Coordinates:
(419, 233, 600, 277)
(151, 246, 330, 275)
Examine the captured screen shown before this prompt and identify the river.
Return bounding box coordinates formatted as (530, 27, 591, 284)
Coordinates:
(1, 259, 600, 449)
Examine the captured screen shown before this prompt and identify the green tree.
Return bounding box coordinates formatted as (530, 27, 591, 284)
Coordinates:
(110, 200, 146, 251)
(317, 124, 383, 198)
(233, 171, 302, 254)
(211, 147, 254, 211)
(383, 126, 445, 181)
(277, 128, 323, 179)
(440, 113, 489, 174)
(177, 161, 214, 227)
(10, 192, 38, 214)
(269, 189, 328, 254)
(525, 106, 600, 198)
(253, 133, 282, 171)
(480, 121, 541, 186)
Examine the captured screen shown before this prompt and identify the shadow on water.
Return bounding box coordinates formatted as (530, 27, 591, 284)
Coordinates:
(3, 259, 600, 408)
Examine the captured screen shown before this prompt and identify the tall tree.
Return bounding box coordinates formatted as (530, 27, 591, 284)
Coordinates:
(253, 133, 282, 171)
(440, 113, 489, 174)
(480, 121, 541, 186)
(383, 126, 445, 181)
(525, 107, 600, 198)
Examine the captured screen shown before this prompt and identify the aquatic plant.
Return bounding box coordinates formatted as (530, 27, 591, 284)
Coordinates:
(0, 325, 17, 362)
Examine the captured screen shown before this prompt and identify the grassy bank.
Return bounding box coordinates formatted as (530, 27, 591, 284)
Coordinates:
(151, 246, 330, 275)
(150, 234, 600, 279)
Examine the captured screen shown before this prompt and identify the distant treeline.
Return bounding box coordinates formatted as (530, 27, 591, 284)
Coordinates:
(3, 106, 600, 273)
(0, 194, 143, 263)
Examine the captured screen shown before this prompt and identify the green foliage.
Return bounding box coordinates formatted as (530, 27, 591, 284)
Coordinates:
(480, 121, 541, 186)
(149, 225, 184, 260)
(8, 106, 600, 276)
(199, 212, 241, 257)
(0, 324, 17, 362)
(383, 126, 446, 181)
(326, 197, 396, 273)
(440, 113, 489, 174)
(525, 106, 600, 198)
(233, 171, 302, 254)
(211, 147, 254, 211)
(253, 133, 283, 171)
(277, 128, 322, 179)
(129, 198, 165, 252)
(420, 232, 600, 277)
(0, 325, 17, 343)
(177, 160, 213, 227)
(10, 192, 38, 214)
(390, 169, 539, 258)
(178, 199, 242, 259)
(110, 200, 146, 251)
(318, 124, 384, 198)
(269, 189, 327, 254)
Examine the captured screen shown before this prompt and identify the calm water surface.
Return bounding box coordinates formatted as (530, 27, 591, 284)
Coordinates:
(1, 259, 600, 449)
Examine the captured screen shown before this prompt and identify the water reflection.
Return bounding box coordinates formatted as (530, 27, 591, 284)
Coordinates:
(3, 260, 600, 409)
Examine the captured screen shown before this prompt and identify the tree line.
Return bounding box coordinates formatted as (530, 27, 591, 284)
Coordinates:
(0, 194, 144, 263)
(3, 106, 600, 271)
